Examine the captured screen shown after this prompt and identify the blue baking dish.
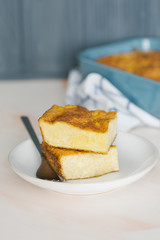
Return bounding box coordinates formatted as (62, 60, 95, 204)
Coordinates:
(78, 38, 160, 118)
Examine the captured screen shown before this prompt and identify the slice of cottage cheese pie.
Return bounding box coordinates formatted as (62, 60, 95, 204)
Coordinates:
(39, 105, 117, 153)
(42, 142, 119, 180)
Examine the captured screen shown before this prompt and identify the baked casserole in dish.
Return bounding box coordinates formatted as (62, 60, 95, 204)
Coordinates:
(78, 38, 160, 118)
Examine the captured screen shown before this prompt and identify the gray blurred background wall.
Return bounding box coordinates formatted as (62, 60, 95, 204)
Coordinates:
(1, 0, 160, 79)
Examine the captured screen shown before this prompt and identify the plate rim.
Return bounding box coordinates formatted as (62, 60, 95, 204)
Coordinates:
(8, 131, 159, 194)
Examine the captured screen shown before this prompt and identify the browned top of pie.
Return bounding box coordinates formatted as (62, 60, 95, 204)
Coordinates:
(39, 104, 117, 133)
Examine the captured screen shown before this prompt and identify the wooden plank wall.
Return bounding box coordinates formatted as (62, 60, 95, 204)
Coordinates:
(0, 0, 160, 79)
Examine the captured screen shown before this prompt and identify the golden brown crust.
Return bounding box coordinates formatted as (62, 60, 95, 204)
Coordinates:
(42, 141, 116, 156)
(41, 142, 64, 178)
(96, 50, 160, 82)
(39, 105, 117, 133)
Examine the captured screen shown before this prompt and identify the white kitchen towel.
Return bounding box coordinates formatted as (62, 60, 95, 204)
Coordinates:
(66, 69, 160, 131)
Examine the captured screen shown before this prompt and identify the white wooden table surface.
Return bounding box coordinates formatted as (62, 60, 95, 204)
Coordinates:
(0, 79, 160, 240)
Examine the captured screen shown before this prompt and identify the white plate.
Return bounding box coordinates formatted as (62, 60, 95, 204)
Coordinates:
(9, 132, 159, 195)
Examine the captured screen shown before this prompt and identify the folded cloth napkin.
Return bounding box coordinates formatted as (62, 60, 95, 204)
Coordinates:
(66, 69, 160, 131)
